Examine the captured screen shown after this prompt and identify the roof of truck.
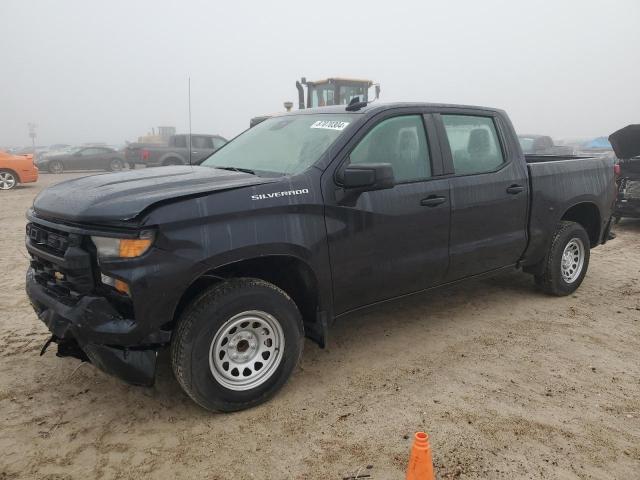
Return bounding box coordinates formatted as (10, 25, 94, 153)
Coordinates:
(279, 102, 504, 115)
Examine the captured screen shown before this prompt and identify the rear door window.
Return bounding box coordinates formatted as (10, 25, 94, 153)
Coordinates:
(442, 115, 505, 175)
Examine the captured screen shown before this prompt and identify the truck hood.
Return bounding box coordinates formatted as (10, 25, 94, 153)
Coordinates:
(609, 124, 640, 159)
(32, 166, 276, 224)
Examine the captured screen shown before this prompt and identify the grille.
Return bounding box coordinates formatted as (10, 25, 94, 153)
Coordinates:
(26, 223, 70, 257)
(26, 222, 95, 301)
(623, 180, 640, 200)
(30, 257, 85, 304)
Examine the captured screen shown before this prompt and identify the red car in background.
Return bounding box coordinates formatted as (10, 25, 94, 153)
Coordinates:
(0, 151, 38, 190)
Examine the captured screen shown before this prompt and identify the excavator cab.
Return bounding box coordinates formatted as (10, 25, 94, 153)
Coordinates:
(296, 77, 380, 109)
(249, 77, 380, 127)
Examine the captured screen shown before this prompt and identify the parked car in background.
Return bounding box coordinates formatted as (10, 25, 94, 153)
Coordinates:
(0, 151, 38, 190)
(36, 146, 127, 173)
(35, 144, 72, 163)
(48, 144, 71, 151)
(518, 134, 575, 155)
(572, 137, 615, 159)
(125, 134, 227, 167)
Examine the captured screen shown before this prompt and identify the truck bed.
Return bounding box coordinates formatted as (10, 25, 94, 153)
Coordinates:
(522, 155, 616, 266)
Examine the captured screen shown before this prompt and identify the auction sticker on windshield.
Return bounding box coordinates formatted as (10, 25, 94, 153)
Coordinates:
(310, 120, 350, 131)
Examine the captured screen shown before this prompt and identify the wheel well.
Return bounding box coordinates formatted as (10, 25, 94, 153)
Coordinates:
(561, 202, 600, 246)
(0, 168, 19, 179)
(171, 256, 321, 337)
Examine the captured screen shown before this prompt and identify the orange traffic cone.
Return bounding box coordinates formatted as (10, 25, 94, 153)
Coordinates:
(406, 432, 435, 480)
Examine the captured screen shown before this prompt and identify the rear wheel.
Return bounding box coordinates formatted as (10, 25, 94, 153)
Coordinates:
(48, 160, 64, 174)
(171, 278, 304, 412)
(534, 221, 590, 296)
(108, 158, 125, 172)
(0, 170, 17, 190)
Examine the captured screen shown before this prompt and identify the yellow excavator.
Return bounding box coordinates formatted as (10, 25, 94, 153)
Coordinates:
(250, 77, 380, 127)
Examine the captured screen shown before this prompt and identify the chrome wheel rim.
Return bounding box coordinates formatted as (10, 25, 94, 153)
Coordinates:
(561, 237, 585, 283)
(0, 172, 16, 190)
(50, 161, 63, 173)
(209, 310, 284, 391)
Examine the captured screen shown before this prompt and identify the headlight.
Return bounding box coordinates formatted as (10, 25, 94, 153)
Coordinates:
(91, 230, 154, 260)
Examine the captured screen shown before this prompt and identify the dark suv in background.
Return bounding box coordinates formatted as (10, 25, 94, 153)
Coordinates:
(125, 134, 228, 167)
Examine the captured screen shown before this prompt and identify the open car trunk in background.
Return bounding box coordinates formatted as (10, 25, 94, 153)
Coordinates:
(611, 125, 640, 219)
(609, 124, 640, 160)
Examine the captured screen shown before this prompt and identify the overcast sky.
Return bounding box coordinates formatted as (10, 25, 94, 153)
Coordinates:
(1, 0, 639, 147)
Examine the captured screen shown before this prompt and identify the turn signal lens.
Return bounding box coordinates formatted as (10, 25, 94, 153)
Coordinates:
(119, 238, 153, 258)
(114, 279, 130, 295)
(101, 274, 131, 296)
(91, 230, 155, 260)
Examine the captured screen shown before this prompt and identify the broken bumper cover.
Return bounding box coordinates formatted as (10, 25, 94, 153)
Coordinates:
(26, 269, 158, 386)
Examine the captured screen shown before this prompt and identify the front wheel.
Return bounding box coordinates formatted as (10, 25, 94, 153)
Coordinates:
(0, 170, 17, 190)
(535, 221, 590, 296)
(170, 278, 304, 412)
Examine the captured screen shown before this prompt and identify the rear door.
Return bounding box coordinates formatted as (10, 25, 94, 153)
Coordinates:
(324, 111, 451, 314)
(435, 111, 528, 281)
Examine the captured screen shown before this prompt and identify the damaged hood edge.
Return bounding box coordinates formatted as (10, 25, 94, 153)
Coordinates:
(32, 166, 278, 224)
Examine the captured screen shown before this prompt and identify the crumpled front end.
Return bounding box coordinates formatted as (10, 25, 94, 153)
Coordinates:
(24, 220, 163, 386)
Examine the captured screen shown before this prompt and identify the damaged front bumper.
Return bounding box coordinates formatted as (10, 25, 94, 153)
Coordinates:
(27, 268, 159, 386)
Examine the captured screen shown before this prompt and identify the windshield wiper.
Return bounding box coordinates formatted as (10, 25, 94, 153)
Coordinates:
(214, 166, 256, 175)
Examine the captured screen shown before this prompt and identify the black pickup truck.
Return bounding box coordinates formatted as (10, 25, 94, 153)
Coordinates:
(25, 102, 616, 412)
(124, 134, 228, 167)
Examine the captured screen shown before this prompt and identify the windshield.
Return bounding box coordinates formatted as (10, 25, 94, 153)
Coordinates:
(201, 114, 356, 175)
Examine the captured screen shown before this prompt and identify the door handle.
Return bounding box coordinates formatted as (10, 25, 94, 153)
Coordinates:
(420, 195, 447, 207)
(506, 185, 525, 194)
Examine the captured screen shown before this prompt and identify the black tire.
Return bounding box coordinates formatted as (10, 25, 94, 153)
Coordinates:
(534, 221, 590, 296)
(170, 278, 304, 412)
(48, 160, 64, 174)
(108, 158, 125, 172)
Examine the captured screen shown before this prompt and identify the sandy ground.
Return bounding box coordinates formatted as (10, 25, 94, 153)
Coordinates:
(0, 172, 639, 480)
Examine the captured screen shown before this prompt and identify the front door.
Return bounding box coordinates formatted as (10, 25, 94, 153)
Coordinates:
(436, 112, 529, 281)
(190, 136, 216, 164)
(325, 113, 451, 314)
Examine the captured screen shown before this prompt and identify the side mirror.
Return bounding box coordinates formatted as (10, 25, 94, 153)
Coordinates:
(340, 162, 395, 191)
